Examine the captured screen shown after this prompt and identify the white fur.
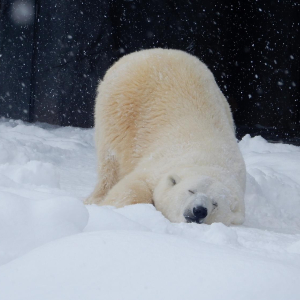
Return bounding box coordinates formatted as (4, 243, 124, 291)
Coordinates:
(86, 48, 246, 225)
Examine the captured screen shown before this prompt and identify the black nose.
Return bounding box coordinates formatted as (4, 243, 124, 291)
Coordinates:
(193, 206, 207, 219)
(184, 206, 208, 224)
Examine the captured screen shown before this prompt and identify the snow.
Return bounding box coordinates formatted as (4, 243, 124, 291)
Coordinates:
(0, 117, 300, 300)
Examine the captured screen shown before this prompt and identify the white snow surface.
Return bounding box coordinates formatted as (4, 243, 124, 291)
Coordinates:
(0, 117, 300, 300)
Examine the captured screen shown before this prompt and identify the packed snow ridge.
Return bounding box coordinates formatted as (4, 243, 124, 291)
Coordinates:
(0, 117, 300, 300)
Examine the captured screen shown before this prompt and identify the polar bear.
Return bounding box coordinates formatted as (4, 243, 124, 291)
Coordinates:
(86, 48, 246, 225)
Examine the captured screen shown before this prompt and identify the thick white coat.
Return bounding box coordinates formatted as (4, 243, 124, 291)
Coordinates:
(86, 48, 246, 225)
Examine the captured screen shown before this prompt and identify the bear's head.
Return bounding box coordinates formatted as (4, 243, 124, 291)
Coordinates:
(153, 172, 239, 225)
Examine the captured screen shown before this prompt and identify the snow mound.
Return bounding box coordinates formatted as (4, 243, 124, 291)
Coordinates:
(0, 194, 88, 264)
(1, 118, 300, 300)
(240, 135, 300, 232)
(1, 231, 299, 300)
(6, 160, 60, 188)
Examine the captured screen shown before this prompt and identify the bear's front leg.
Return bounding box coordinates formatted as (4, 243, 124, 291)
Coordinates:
(100, 172, 153, 208)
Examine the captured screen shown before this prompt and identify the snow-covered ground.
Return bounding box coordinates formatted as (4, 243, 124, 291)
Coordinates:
(0, 117, 300, 300)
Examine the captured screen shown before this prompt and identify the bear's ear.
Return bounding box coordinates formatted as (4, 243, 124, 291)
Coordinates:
(169, 175, 181, 186)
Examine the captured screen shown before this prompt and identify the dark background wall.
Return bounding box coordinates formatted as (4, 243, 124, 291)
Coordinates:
(0, 0, 299, 143)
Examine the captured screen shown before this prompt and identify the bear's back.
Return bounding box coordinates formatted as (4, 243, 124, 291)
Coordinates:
(95, 49, 235, 175)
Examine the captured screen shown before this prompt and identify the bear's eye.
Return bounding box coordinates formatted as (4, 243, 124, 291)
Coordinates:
(188, 190, 195, 194)
(170, 177, 176, 186)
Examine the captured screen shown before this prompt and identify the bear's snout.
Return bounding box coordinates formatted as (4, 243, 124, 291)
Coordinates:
(184, 205, 208, 224)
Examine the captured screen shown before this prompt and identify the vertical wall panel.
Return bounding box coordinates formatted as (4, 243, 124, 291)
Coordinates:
(31, 0, 113, 127)
(0, 0, 35, 121)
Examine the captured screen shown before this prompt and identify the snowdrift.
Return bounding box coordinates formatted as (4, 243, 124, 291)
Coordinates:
(0, 118, 300, 300)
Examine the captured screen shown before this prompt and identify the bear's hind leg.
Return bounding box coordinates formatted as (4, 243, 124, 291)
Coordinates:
(100, 171, 153, 208)
(85, 151, 119, 205)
